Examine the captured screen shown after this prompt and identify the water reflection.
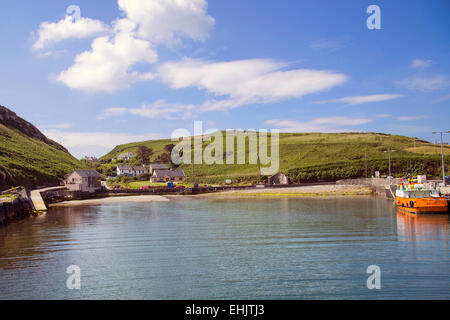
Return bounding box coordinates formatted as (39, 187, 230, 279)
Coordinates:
(396, 210, 449, 241)
(0, 206, 102, 270)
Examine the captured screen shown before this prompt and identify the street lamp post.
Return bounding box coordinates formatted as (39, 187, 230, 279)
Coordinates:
(432, 131, 450, 186)
(257, 153, 262, 184)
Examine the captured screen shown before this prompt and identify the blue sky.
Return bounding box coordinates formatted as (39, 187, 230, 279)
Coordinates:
(0, 0, 449, 158)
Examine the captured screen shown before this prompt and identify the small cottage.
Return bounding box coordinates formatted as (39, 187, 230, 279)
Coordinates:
(268, 173, 289, 185)
(117, 152, 135, 161)
(132, 165, 148, 176)
(149, 164, 169, 174)
(84, 156, 98, 162)
(64, 170, 102, 193)
(151, 169, 186, 183)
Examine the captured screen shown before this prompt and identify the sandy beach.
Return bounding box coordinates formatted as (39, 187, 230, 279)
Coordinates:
(192, 185, 374, 198)
(50, 195, 170, 207)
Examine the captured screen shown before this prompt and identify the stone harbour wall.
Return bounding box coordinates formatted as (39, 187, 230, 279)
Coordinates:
(0, 197, 33, 226)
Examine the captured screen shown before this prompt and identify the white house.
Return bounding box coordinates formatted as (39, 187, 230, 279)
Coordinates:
(133, 165, 147, 176)
(117, 165, 148, 177)
(117, 165, 134, 176)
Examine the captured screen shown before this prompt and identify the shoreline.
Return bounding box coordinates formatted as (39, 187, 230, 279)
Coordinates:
(49, 185, 376, 207)
(50, 195, 170, 207)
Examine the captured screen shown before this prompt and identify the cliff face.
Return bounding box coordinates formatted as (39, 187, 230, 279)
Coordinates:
(0, 105, 83, 190)
(0, 105, 68, 152)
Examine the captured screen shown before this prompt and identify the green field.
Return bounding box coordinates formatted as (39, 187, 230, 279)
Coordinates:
(99, 132, 449, 184)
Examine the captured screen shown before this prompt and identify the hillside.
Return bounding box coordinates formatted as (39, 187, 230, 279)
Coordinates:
(100, 132, 449, 184)
(0, 105, 84, 190)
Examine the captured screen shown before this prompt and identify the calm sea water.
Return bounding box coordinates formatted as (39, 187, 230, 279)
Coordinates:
(0, 197, 448, 300)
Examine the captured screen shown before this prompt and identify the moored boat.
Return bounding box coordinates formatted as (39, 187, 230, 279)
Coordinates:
(395, 180, 448, 214)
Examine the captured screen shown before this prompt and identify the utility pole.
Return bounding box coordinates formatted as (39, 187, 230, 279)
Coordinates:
(364, 150, 368, 179)
(413, 139, 416, 176)
(384, 150, 395, 184)
(432, 131, 450, 186)
(191, 144, 196, 187)
(388, 151, 391, 178)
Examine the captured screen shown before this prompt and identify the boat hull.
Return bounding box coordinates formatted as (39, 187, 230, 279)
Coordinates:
(396, 196, 448, 214)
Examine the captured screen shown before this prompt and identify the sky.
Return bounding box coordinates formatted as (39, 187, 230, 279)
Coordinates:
(0, 0, 449, 158)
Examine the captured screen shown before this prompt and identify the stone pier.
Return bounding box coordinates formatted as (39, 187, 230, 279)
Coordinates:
(29, 187, 66, 211)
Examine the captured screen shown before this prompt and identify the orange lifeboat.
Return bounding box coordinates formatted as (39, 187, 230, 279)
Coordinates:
(395, 181, 448, 214)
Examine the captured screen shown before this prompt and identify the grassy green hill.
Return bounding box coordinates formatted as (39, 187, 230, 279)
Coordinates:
(99, 132, 449, 184)
(0, 106, 85, 190)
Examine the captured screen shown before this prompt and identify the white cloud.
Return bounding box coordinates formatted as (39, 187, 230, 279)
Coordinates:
(56, 26, 158, 93)
(118, 0, 215, 44)
(434, 93, 450, 103)
(264, 117, 371, 133)
(374, 114, 391, 119)
(397, 115, 429, 121)
(411, 59, 433, 69)
(48, 0, 216, 93)
(44, 129, 163, 158)
(157, 58, 348, 110)
(37, 1, 345, 105)
(41, 123, 73, 129)
(99, 58, 347, 118)
(315, 94, 403, 105)
(99, 98, 252, 120)
(101, 100, 197, 120)
(32, 15, 108, 51)
(395, 75, 449, 91)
